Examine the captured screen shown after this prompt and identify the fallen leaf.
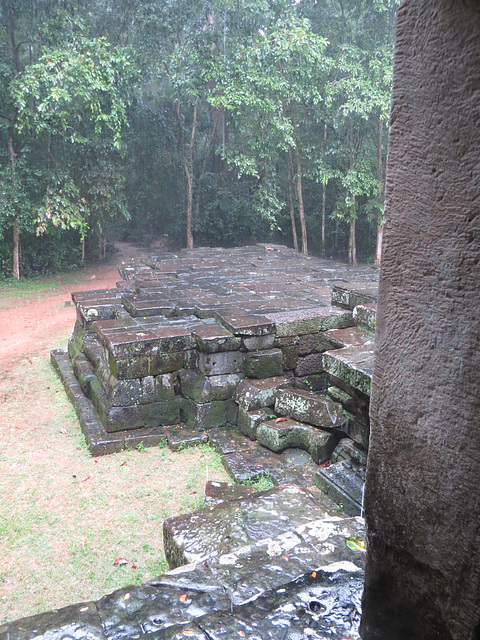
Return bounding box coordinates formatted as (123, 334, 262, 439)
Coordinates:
(82, 476, 90, 482)
(239, 632, 246, 637)
(131, 564, 137, 571)
(183, 631, 195, 637)
(60, 428, 68, 435)
(320, 460, 332, 468)
(80, 606, 89, 612)
(124, 593, 130, 600)
(275, 417, 288, 423)
(346, 538, 366, 552)
(282, 555, 289, 561)
(311, 571, 317, 578)
(114, 558, 129, 566)
(179, 593, 187, 603)
(190, 491, 197, 495)
(120, 461, 128, 467)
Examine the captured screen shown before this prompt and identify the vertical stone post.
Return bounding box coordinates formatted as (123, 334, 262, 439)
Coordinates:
(361, 2, 480, 639)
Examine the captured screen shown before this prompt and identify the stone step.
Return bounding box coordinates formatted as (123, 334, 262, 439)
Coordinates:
(353, 302, 377, 332)
(163, 484, 328, 569)
(256, 418, 338, 464)
(331, 280, 378, 310)
(322, 344, 373, 397)
(274, 387, 348, 429)
(323, 324, 375, 349)
(233, 376, 290, 410)
(314, 460, 366, 516)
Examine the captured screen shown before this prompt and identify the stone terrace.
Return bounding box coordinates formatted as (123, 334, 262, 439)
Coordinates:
(54, 243, 378, 513)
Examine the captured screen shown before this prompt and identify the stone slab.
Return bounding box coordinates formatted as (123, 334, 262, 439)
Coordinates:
(265, 307, 353, 337)
(163, 485, 325, 569)
(233, 376, 290, 410)
(353, 302, 377, 332)
(314, 460, 366, 516)
(275, 388, 347, 429)
(204, 480, 258, 506)
(257, 418, 338, 464)
(322, 345, 373, 396)
(243, 348, 283, 379)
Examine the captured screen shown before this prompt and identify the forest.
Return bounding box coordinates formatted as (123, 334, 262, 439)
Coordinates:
(0, 0, 398, 279)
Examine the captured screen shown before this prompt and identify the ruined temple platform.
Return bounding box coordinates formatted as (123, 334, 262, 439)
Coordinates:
(56, 244, 378, 506)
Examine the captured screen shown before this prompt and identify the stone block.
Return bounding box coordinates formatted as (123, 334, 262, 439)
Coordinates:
(218, 312, 276, 337)
(198, 351, 244, 376)
(314, 460, 365, 516)
(237, 406, 269, 440)
(153, 350, 186, 376)
(257, 418, 338, 464)
(182, 398, 238, 430)
(297, 332, 336, 355)
(162, 485, 325, 568)
(322, 345, 373, 396)
(294, 352, 323, 377)
(243, 348, 283, 379)
(122, 295, 176, 317)
(105, 399, 180, 432)
(323, 325, 375, 349)
(179, 369, 242, 403)
(275, 388, 347, 429)
(332, 438, 368, 467)
(233, 376, 290, 410)
(241, 334, 276, 351)
(353, 302, 377, 332)
(265, 307, 353, 337)
(104, 372, 177, 407)
(280, 344, 298, 370)
(191, 323, 241, 352)
(102, 324, 193, 360)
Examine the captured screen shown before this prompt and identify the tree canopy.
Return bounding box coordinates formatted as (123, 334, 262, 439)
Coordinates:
(0, 0, 399, 278)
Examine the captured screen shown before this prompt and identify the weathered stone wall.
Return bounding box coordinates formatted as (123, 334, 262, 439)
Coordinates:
(362, 2, 480, 638)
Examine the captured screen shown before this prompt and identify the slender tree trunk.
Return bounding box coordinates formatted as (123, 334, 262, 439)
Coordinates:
(348, 119, 357, 265)
(349, 216, 357, 265)
(290, 102, 308, 255)
(8, 127, 19, 279)
(321, 123, 327, 257)
(286, 149, 299, 252)
(375, 114, 384, 266)
(175, 101, 196, 250)
(7, 0, 20, 279)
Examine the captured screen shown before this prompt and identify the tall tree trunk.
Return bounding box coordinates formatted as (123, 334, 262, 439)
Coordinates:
(7, 0, 20, 279)
(8, 127, 19, 279)
(349, 216, 357, 265)
(290, 102, 308, 255)
(321, 123, 328, 257)
(348, 119, 357, 265)
(286, 149, 299, 252)
(175, 101, 196, 250)
(375, 114, 384, 266)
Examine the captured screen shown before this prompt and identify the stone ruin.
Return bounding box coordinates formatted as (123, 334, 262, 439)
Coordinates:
(54, 243, 378, 513)
(0, 244, 379, 639)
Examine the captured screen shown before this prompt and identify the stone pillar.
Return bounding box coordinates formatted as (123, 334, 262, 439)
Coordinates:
(361, 2, 480, 639)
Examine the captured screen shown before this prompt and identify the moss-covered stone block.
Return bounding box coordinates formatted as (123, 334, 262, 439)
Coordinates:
(281, 345, 299, 371)
(181, 398, 238, 430)
(243, 349, 283, 379)
(237, 406, 269, 440)
(257, 418, 337, 465)
(179, 369, 242, 403)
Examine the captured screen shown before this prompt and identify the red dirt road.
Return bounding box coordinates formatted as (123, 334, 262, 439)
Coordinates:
(0, 243, 149, 377)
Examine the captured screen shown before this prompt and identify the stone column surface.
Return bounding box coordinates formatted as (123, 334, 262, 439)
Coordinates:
(361, 2, 480, 639)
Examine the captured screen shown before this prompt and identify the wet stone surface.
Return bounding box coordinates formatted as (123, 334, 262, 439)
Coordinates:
(64, 245, 377, 439)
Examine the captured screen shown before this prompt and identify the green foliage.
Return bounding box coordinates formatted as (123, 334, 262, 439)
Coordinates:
(0, 0, 398, 275)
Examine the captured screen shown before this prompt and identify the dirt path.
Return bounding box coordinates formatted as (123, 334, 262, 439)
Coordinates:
(0, 242, 149, 377)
